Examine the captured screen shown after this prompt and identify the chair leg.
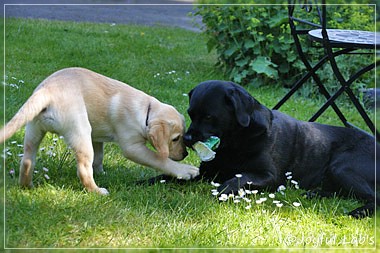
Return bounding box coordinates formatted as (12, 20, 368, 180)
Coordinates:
(345, 88, 377, 136)
(309, 85, 346, 123)
(273, 71, 310, 110)
(274, 55, 349, 126)
(310, 75, 348, 126)
(309, 68, 378, 139)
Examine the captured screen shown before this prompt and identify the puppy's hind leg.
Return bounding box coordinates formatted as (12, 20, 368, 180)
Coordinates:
(92, 142, 105, 174)
(64, 126, 109, 195)
(19, 122, 46, 188)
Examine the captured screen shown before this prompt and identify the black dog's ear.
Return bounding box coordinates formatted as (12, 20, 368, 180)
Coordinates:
(251, 105, 271, 135)
(225, 84, 270, 133)
(225, 85, 254, 127)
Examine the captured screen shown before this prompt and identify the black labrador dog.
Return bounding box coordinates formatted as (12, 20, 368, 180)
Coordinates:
(148, 80, 379, 218)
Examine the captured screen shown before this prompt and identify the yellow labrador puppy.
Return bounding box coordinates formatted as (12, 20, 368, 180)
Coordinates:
(1, 67, 199, 194)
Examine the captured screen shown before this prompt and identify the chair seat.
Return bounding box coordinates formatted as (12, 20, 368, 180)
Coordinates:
(308, 29, 380, 49)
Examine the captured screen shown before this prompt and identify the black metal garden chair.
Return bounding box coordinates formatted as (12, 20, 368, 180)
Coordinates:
(273, 0, 379, 139)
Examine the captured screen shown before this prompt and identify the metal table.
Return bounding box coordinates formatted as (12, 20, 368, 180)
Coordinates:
(273, 0, 379, 140)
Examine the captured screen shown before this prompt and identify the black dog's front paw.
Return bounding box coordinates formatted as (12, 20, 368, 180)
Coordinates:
(302, 189, 335, 199)
(217, 173, 259, 194)
(217, 178, 240, 194)
(302, 190, 322, 199)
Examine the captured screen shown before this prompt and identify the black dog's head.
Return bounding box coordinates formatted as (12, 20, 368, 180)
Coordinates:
(184, 80, 270, 148)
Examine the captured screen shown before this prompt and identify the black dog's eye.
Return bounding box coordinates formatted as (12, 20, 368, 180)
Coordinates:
(172, 136, 180, 142)
(205, 115, 213, 121)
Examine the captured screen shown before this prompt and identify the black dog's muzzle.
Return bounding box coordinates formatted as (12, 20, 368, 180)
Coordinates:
(183, 133, 195, 147)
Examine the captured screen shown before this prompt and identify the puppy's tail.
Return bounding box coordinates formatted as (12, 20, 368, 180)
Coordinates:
(0, 88, 51, 143)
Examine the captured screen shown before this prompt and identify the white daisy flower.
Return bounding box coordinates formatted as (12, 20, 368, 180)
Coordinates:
(211, 181, 221, 187)
(238, 188, 245, 197)
(259, 197, 267, 202)
(219, 194, 228, 202)
(277, 185, 286, 192)
(243, 197, 251, 203)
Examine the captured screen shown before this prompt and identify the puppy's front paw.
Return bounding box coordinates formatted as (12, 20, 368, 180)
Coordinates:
(94, 187, 109, 195)
(174, 164, 199, 180)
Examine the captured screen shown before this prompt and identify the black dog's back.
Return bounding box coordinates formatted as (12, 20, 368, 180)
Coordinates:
(269, 110, 378, 192)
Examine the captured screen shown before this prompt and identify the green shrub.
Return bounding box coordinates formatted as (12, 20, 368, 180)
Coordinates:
(194, 2, 376, 96)
(195, 5, 296, 87)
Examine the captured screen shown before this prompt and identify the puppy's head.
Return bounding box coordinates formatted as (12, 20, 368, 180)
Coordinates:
(147, 104, 188, 161)
(184, 80, 269, 147)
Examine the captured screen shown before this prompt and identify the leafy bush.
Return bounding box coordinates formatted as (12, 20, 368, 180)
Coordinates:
(195, 5, 296, 87)
(194, 2, 376, 96)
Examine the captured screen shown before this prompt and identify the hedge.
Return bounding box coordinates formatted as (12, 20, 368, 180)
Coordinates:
(194, 1, 376, 96)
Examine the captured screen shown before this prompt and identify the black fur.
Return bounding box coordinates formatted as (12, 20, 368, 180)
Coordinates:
(148, 80, 379, 218)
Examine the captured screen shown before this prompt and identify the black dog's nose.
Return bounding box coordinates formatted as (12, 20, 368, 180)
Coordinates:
(183, 134, 193, 147)
(184, 134, 192, 142)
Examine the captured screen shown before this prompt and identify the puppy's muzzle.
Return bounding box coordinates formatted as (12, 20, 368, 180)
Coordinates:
(170, 149, 189, 161)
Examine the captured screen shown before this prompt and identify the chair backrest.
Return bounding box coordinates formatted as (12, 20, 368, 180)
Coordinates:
(289, 0, 377, 49)
(287, 0, 327, 72)
(288, 0, 325, 36)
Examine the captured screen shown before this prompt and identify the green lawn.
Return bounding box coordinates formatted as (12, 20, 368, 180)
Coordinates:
(2, 18, 377, 251)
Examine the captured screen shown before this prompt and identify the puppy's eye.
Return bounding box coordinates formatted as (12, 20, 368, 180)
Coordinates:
(172, 136, 180, 142)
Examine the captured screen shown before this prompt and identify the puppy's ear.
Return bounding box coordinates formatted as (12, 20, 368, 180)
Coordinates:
(148, 120, 170, 159)
(225, 85, 254, 127)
